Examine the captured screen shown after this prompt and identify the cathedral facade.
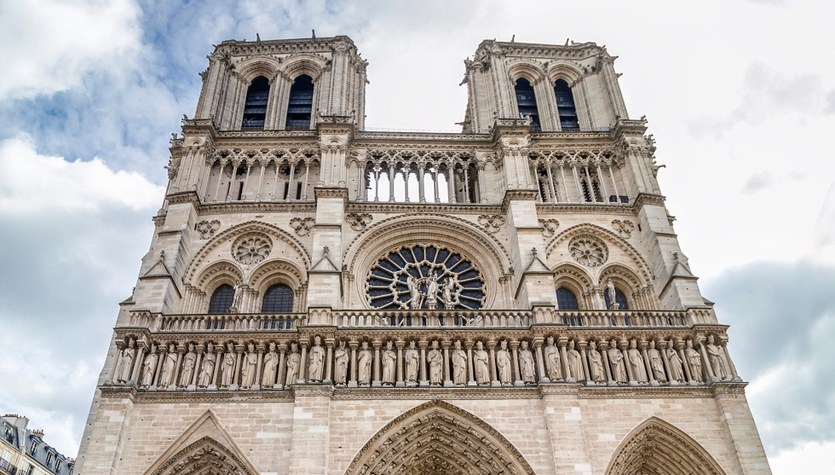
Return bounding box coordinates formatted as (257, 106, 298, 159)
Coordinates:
(75, 35, 771, 474)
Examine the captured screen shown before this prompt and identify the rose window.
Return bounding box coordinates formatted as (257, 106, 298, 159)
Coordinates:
(568, 235, 608, 267)
(366, 245, 485, 310)
(232, 234, 272, 265)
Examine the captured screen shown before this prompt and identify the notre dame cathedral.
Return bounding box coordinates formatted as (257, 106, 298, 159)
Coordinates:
(75, 35, 771, 474)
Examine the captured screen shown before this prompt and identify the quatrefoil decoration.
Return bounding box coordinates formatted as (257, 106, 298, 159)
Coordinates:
(232, 234, 272, 265)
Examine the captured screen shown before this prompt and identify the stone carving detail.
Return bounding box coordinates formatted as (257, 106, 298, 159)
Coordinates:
(333, 340, 348, 387)
(114, 337, 135, 384)
(140, 344, 158, 387)
(543, 336, 562, 381)
(404, 341, 419, 386)
(178, 343, 196, 388)
(496, 340, 512, 385)
(232, 234, 272, 265)
(568, 235, 608, 267)
(289, 217, 315, 236)
(539, 218, 559, 238)
(366, 244, 485, 310)
(197, 343, 216, 388)
(518, 341, 536, 384)
(357, 342, 372, 386)
(346, 212, 373, 231)
(308, 336, 326, 383)
(473, 341, 490, 385)
(285, 343, 300, 386)
(194, 220, 220, 239)
(612, 219, 635, 238)
(478, 215, 504, 233)
(451, 340, 467, 386)
(427, 340, 443, 386)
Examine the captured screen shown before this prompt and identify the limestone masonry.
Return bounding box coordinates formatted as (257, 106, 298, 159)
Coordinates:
(75, 35, 771, 474)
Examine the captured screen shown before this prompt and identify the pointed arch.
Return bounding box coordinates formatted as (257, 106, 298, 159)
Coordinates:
(144, 411, 259, 475)
(345, 400, 535, 475)
(604, 417, 725, 475)
(185, 221, 310, 286)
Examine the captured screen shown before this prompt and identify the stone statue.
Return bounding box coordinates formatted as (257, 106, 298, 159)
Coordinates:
(308, 336, 326, 383)
(588, 341, 605, 383)
(261, 342, 278, 388)
(609, 339, 627, 383)
(473, 341, 490, 385)
(496, 340, 512, 385)
(666, 339, 685, 383)
(686, 340, 703, 383)
(231, 281, 244, 312)
(404, 341, 419, 386)
(627, 339, 648, 383)
(381, 341, 396, 386)
(241, 343, 258, 388)
(606, 278, 618, 309)
(442, 278, 456, 309)
(115, 338, 136, 383)
(285, 343, 300, 386)
(518, 341, 536, 384)
(221, 343, 236, 387)
(706, 335, 729, 381)
(407, 275, 421, 309)
(159, 343, 178, 388)
(140, 344, 158, 387)
(452, 340, 467, 385)
(197, 343, 216, 388)
(179, 343, 197, 387)
(566, 340, 584, 381)
(357, 341, 372, 386)
(425, 273, 439, 310)
(543, 336, 562, 381)
(647, 340, 666, 382)
(427, 340, 443, 386)
(333, 340, 349, 386)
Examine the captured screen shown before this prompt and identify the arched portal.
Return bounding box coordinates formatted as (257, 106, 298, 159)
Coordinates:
(345, 400, 535, 475)
(605, 417, 725, 475)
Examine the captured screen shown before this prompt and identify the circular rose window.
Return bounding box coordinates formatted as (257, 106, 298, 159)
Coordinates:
(366, 245, 485, 310)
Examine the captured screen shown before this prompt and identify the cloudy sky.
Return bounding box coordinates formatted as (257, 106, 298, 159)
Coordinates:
(1, 0, 833, 472)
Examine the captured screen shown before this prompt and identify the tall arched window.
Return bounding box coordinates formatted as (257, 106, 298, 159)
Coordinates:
(604, 287, 630, 310)
(556, 287, 579, 310)
(208, 284, 235, 314)
(514, 78, 540, 131)
(241, 76, 269, 130)
(554, 79, 579, 131)
(285, 74, 314, 129)
(262, 284, 294, 313)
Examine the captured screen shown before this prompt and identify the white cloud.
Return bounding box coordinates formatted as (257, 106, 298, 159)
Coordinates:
(770, 441, 835, 474)
(0, 0, 141, 100)
(0, 135, 164, 213)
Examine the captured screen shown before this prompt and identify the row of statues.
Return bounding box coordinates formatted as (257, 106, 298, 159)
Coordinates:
(112, 334, 737, 390)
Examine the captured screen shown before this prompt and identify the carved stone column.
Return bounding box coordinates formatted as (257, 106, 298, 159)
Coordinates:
(487, 340, 499, 387)
(372, 340, 381, 387)
(640, 339, 657, 386)
(395, 340, 405, 387)
(130, 342, 146, 385)
(465, 341, 476, 386)
(659, 340, 675, 386)
(676, 339, 693, 383)
(191, 346, 203, 389)
(171, 345, 185, 390)
(210, 345, 223, 390)
(442, 340, 452, 387)
(697, 336, 717, 382)
(233, 344, 244, 388)
(720, 336, 741, 381)
(418, 340, 428, 387)
(348, 341, 358, 388)
(254, 343, 265, 390)
(276, 343, 287, 390)
(558, 338, 570, 382)
(151, 345, 165, 389)
(600, 340, 614, 384)
(510, 340, 523, 387)
(325, 338, 334, 385)
(298, 340, 309, 384)
(533, 337, 548, 383)
(621, 340, 635, 385)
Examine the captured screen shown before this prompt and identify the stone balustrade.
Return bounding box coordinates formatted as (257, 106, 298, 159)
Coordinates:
(333, 309, 531, 328)
(126, 312, 307, 332)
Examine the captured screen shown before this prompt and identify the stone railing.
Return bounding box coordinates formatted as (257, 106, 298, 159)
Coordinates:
(126, 312, 307, 332)
(550, 310, 689, 327)
(332, 309, 532, 328)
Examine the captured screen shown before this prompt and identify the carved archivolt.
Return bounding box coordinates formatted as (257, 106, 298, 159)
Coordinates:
(345, 400, 535, 475)
(344, 214, 511, 309)
(605, 417, 725, 475)
(149, 436, 257, 475)
(185, 221, 310, 287)
(546, 224, 653, 285)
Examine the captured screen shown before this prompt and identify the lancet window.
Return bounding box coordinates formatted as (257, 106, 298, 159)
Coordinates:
(285, 74, 314, 129)
(360, 151, 480, 203)
(208, 284, 235, 314)
(604, 287, 630, 310)
(202, 149, 319, 203)
(241, 76, 269, 130)
(366, 245, 485, 310)
(554, 79, 579, 130)
(262, 284, 294, 313)
(529, 149, 628, 204)
(514, 77, 540, 131)
(556, 287, 579, 310)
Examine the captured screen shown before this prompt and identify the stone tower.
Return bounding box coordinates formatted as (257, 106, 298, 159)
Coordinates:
(76, 35, 771, 474)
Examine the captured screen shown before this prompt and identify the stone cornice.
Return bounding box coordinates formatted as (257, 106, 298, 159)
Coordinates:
(632, 193, 666, 208)
(196, 201, 317, 215)
(346, 202, 503, 215)
(167, 191, 201, 206)
(502, 190, 539, 207)
(535, 202, 634, 214)
(215, 35, 357, 57)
